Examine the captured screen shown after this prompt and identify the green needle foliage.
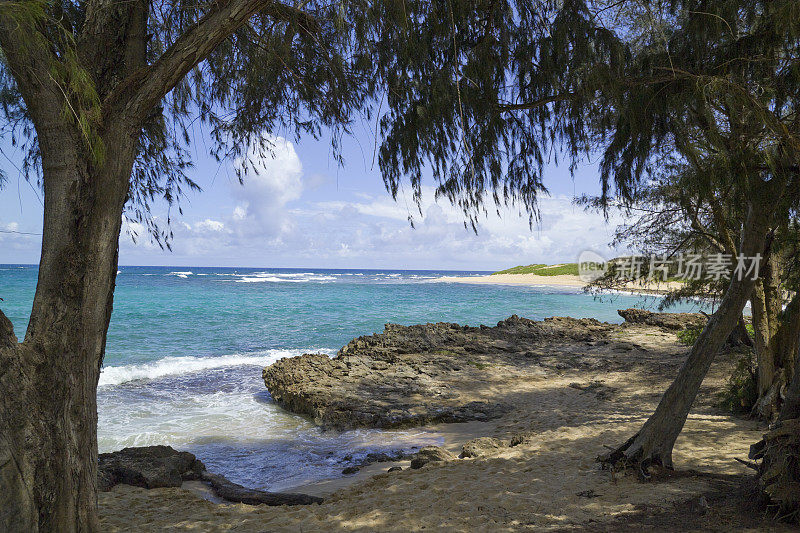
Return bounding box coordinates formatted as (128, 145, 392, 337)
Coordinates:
(3, 1, 798, 238)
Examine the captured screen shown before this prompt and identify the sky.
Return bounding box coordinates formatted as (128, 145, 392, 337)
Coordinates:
(0, 120, 629, 271)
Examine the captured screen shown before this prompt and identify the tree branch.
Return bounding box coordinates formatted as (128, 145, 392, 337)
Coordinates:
(114, 0, 317, 122)
(496, 93, 577, 112)
(0, 308, 17, 349)
(0, 8, 69, 133)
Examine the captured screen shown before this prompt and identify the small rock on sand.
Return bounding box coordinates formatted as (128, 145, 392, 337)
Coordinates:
(460, 437, 507, 458)
(409, 446, 457, 469)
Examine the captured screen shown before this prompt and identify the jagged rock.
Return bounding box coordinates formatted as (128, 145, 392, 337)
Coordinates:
(409, 446, 457, 469)
(364, 451, 406, 463)
(460, 437, 507, 458)
(618, 308, 706, 330)
(98, 445, 204, 491)
(99, 446, 322, 506)
(263, 315, 614, 430)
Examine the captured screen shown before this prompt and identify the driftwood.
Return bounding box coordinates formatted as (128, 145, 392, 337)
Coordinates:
(200, 471, 322, 506)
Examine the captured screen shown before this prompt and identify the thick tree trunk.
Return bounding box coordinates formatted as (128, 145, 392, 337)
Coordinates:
(749, 252, 791, 420)
(0, 123, 135, 531)
(751, 290, 800, 421)
(751, 347, 800, 522)
(599, 200, 771, 477)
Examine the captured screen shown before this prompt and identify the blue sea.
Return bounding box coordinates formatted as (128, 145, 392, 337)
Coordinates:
(0, 265, 706, 491)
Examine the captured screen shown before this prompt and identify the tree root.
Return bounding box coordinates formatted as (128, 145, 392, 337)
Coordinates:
(597, 432, 675, 482)
(750, 417, 800, 523)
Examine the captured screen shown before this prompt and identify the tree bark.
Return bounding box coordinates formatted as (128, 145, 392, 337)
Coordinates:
(751, 288, 800, 421)
(749, 250, 790, 420)
(599, 198, 772, 477)
(751, 346, 800, 522)
(0, 119, 136, 531)
(0, 1, 306, 528)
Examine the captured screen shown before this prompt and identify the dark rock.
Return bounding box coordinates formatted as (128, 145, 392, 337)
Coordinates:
(365, 451, 406, 463)
(99, 446, 322, 506)
(387, 466, 402, 472)
(509, 433, 529, 447)
(341, 466, 360, 475)
(409, 446, 456, 469)
(618, 309, 705, 331)
(460, 437, 506, 458)
(263, 315, 613, 430)
(98, 445, 204, 491)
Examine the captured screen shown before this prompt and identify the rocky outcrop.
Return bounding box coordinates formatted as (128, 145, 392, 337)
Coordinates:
(618, 308, 706, 330)
(98, 446, 322, 506)
(263, 315, 615, 430)
(409, 446, 457, 469)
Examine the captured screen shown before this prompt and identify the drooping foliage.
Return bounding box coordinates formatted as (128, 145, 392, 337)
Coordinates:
(3, 1, 798, 238)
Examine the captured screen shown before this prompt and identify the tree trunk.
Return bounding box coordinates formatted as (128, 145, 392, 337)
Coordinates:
(0, 122, 136, 531)
(751, 289, 800, 421)
(750, 251, 790, 420)
(751, 346, 800, 522)
(727, 314, 753, 348)
(599, 199, 772, 477)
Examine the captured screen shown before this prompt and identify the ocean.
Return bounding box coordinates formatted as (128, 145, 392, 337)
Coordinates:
(0, 265, 706, 491)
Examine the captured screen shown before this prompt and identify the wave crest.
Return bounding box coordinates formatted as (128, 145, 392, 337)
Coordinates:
(99, 349, 332, 387)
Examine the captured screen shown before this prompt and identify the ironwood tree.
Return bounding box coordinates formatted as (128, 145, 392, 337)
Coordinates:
(588, 162, 800, 421)
(2, 0, 800, 530)
(369, 0, 800, 518)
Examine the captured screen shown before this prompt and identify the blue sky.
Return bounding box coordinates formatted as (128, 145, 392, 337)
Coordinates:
(0, 122, 627, 270)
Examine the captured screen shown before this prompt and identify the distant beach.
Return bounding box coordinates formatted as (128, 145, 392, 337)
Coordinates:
(435, 272, 686, 295)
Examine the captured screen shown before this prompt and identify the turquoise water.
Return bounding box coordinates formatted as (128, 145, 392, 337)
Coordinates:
(0, 264, 705, 490)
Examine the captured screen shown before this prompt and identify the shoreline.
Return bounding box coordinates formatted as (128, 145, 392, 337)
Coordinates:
(434, 272, 686, 295)
(99, 313, 777, 531)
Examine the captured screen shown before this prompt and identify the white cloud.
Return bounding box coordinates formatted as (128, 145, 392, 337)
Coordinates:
(193, 219, 225, 232)
(118, 146, 629, 269)
(231, 136, 303, 235)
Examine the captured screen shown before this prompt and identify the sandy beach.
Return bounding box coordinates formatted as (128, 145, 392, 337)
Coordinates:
(98, 316, 786, 532)
(436, 273, 687, 295)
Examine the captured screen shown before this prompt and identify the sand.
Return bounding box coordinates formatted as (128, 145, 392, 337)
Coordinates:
(98, 323, 788, 531)
(435, 273, 686, 295)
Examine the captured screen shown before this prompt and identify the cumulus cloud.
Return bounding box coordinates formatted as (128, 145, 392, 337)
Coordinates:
(115, 137, 629, 269)
(231, 136, 303, 235)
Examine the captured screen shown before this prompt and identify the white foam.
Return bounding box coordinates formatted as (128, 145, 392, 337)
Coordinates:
(99, 349, 332, 387)
(168, 271, 193, 278)
(236, 276, 307, 283)
(235, 273, 337, 283)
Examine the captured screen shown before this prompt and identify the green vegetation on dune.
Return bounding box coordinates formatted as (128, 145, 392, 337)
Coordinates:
(492, 263, 579, 276)
(491, 264, 546, 275)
